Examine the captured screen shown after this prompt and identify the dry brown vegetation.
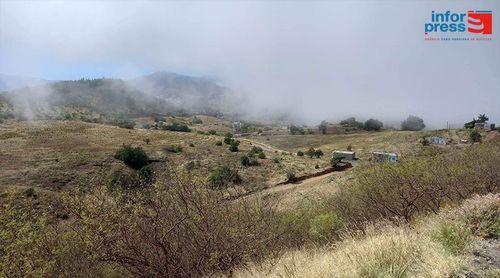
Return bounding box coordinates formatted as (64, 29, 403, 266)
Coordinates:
(0, 120, 320, 194)
(1, 117, 499, 277)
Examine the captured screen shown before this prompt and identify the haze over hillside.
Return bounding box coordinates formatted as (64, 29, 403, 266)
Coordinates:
(1, 71, 245, 120)
(1, 1, 499, 127)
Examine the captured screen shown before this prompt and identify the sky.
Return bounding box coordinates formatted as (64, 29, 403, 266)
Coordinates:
(0, 0, 499, 127)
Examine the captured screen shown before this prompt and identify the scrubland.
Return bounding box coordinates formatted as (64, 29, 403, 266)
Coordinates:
(0, 118, 499, 277)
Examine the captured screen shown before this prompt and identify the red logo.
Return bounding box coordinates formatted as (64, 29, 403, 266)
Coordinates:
(468, 11, 492, 34)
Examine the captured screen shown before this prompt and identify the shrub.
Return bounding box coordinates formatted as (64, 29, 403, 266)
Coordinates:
(191, 116, 203, 124)
(215, 141, 223, 146)
(189, 143, 195, 147)
(229, 140, 240, 152)
(420, 136, 430, 146)
(241, 155, 259, 167)
(432, 222, 471, 254)
(309, 212, 344, 242)
(297, 151, 304, 156)
(112, 117, 135, 129)
(469, 129, 482, 143)
(318, 121, 328, 134)
(258, 152, 266, 159)
(340, 117, 363, 129)
(331, 141, 500, 223)
(114, 145, 149, 170)
(163, 122, 191, 132)
(273, 157, 281, 163)
(401, 115, 425, 131)
(249, 146, 264, 155)
(285, 170, 296, 183)
(138, 165, 154, 185)
(289, 125, 305, 135)
(305, 148, 324, 158)
(208, 166, 242, 188)
(363, 119, 383, 131)
(23, 187, 37, 198)
(315, 164, 320, 169)
(208, 130, 217, 135)
(38, 176, 281, 277)
(223, 133, 234, 144)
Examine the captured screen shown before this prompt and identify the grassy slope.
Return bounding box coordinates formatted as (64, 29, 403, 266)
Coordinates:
(0, 120, 321, 193)
(248, 129, 471, 161)
(235, 194, 500, 277)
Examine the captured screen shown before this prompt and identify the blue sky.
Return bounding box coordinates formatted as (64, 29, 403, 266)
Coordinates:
(1, 0, 499, 126)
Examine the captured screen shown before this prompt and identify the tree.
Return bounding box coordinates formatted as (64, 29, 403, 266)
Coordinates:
(401, 115, 425, 131)
(465, 114, 489, 129)
(289, 125, 305, 135)
(469, 129, 482, 143)
(477, 114, 489, 123)
(318, 121, 328, 134)
(229, 140, 240, 152)
(339, 117, 363, 129)
(363, 119, 383, 131)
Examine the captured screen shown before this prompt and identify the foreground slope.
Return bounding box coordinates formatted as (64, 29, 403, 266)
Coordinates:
(235, 194, 500, 278)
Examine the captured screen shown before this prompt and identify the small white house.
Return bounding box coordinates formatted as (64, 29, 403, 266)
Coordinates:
(474, 122, 496, 131)
(332, 150, 356, 161)
(372, 151, 398, 163)
(427, 136, 447, 145)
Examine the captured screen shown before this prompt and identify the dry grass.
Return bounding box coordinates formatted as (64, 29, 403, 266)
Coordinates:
(233, 194, 500, 278)
(0, 120, 319, 193)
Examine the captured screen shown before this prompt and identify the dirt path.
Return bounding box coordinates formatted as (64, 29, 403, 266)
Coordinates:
(261, 171, 339, 195)
(241, 138, 288, 154)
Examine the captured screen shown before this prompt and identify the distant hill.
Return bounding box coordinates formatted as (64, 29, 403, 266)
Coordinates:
(1, 72, 239, 120)
(128, 71, 231, 116)
(0, 73, 48, 91)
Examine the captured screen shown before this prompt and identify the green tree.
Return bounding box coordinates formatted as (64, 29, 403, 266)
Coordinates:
(469, 129, 482, 143)
(318, 121, 328, 134)
(363, 119, 383, 131)
(114, 145, 149, 170)
(401, 115, 425, 131)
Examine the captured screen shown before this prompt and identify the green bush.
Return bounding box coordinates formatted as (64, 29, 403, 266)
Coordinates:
(163, 122, 191, 132)
(241, 155, 259, 167)
(215, 141, 223, 146)
(224, 133, 234, 144)
(229, 140, 240, 152)
(305, 148, 324, 158)
(258, 152, 266, 159)
(114, 145, 149, 170)
(208, 130, 217, 135)
(289, 125, 305, 135)
(23, 187, 37, 198)
(309, 212, 344, 242)
(432, 221, 471, 254)
(208, 166, 242, 188)
(112, 118, 135, 129)
(297, 151, 304, 156)
(340, 117, 363, 129)
(363, 118, 383, 131)
(285, 171, 296, 183)
(191, 116, 203, 124)
(401, 115, 425, 131)
(469, 129, 482, 143)
(138, 165, 154, 185)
